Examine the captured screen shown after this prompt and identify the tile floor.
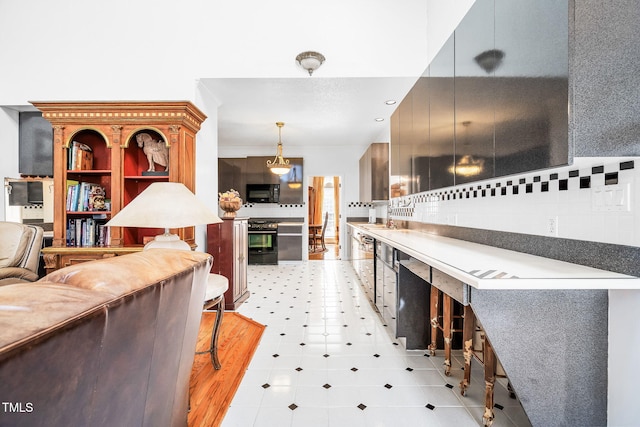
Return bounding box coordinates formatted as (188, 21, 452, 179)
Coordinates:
(222, 261, 532, 427)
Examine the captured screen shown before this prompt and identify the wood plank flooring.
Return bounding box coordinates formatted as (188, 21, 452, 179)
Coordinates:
(188, 311, 265, 427)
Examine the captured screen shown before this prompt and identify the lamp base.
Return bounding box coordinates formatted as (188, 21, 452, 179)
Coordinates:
(144, 233, 191, 251)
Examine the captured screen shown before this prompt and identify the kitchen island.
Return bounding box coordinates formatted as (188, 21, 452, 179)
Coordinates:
(348, 222, 640, 427)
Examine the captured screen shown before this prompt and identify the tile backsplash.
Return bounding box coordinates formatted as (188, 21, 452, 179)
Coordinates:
(387, 157, 639, 247)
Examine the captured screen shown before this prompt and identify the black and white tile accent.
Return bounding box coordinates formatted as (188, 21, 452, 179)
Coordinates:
(389, 157, 639, 247)
(223, 262, 531, 427)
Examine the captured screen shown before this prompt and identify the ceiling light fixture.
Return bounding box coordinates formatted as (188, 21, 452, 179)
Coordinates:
(474, 49, 505, 74)
(295, 51, 325, 76)
(448, 155, 485, 177)
(287, 166, 302, 189)
(374, 118, 384, 122)
(266, 122, 291, 175)
(385, 100, 397, 105)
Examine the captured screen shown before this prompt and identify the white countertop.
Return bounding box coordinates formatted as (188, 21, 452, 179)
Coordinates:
(349, 223, 640, 290)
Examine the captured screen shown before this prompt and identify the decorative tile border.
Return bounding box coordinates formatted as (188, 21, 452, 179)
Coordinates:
(403, 159, 633, 205)
(389, 157, 640, 247)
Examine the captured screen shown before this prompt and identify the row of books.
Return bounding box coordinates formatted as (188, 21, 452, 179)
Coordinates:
(66, 218, 110, 247)
(68, 141, 94, 170)
(66, 181, 107, 212)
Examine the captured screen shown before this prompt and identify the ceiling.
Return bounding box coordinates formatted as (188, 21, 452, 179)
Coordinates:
(201, 76, 419, 153)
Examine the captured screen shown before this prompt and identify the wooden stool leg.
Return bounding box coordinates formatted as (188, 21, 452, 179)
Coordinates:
(483, 337, 497, 427)
(442, 293, 453, 376)
(460, 304, 474, 395)
(209, 295, 225, 369)
(428, 286, 440, 356)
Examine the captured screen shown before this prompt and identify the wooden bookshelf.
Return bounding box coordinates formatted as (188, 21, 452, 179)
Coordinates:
(33, 101, 207, 272)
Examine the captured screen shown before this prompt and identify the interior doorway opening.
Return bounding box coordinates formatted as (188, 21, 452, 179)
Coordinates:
(308, 176, 340, 260)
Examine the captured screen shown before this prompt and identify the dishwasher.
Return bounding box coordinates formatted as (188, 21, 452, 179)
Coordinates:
(375, 240, 397, 336)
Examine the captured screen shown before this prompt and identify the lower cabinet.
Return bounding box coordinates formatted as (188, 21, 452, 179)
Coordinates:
(207, 217, 249, 310)
(278, 223, 303, 262)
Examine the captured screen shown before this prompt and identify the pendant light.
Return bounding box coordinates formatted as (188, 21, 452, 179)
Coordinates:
(267, 122, 291, 175)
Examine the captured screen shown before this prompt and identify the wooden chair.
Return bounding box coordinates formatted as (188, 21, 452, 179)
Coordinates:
(310, 212, 328, 252)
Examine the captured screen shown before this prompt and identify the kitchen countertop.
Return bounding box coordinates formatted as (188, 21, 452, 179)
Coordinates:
(348, 222, 640, 290)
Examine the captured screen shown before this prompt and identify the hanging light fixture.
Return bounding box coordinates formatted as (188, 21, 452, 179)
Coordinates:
(448, 155, 485, 177)
(287, 166, 302, 189)
(266, 122, 291, 175)
(295, 51, 325, 76)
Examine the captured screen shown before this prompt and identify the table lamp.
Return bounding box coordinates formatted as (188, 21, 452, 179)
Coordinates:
(106, 182, 222, 250)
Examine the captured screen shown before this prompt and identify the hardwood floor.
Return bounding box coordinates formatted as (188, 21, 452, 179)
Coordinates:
(188, 312, 265, 427)
(308, 243, 340, 260)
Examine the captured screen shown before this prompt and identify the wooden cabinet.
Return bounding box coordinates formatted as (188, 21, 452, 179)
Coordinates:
(33, 101, 206, 272)
(359, 143, 389, 202)
(207, 217, 249, 310)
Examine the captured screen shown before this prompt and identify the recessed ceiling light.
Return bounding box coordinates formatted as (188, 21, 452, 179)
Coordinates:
(374, 118, 384, 122)
(384, 100, 397, 105)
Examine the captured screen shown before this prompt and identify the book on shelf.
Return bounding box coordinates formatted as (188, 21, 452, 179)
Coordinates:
(68, 141, 93, 170)
(66, 217, 109, 247)
(66, 181, 106, 212)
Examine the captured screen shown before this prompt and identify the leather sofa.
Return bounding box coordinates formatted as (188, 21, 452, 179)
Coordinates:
(0, 249, 212, 427)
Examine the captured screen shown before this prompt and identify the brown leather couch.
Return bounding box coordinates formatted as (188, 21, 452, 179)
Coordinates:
(0, 249, 212, 427)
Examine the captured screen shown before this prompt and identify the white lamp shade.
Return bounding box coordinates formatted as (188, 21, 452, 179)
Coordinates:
(106, 182, 222, 229)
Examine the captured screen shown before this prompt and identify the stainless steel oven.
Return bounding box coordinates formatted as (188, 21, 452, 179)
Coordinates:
(248, 220, 278, 265)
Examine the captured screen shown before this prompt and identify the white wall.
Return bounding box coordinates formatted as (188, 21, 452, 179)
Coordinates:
(609, 290, 640, 426)
(0, 108, 20, 221)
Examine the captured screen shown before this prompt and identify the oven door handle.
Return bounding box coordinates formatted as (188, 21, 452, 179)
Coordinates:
(248, 230, 277, 234)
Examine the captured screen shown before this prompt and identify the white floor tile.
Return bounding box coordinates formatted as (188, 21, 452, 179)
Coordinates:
(227, 261, 532, 426)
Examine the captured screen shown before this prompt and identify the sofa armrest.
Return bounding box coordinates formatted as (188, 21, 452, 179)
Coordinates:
(0, 267, 39, 283)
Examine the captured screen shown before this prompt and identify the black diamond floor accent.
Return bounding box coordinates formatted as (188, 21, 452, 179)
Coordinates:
(351, 367, 358, 372)
(300, 343, 306, 346)
(295, 367, 303, 371)
(445, 383, 454, 389)
(357, 403, 367, 410)
(323, 354, 330, 358)
(426, 403, 435, 410)
(322, 384, 332, 389)
(494, 403, 504, 410)
(373, 354, 380, 358)
(262, 383, 270, 389)
(288, 404, 298, 410)
(384, 384, 392, 389)
(273, 354, 280, 358)
(406, 367, 414, 372)
(346, 342, 352, 346)
(280, 333, 286, 336)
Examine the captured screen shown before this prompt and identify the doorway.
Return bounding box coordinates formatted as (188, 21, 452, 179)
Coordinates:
(308, 176, 340, 260)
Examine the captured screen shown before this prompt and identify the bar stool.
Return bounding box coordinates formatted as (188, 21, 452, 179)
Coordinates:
(428, 288, 512, 427)
(459, 305, 515, 427)
(196, 273, 229, 370)
(428, 286, 463, 376)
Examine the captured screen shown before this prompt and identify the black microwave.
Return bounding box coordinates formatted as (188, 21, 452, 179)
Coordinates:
(246, 184, 280, 203)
